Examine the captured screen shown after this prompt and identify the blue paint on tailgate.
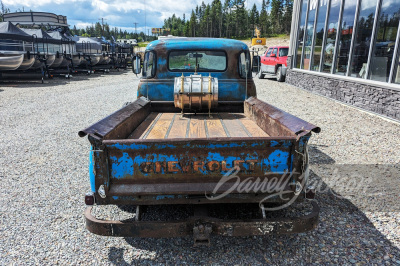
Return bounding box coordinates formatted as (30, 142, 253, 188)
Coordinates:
(110, 152, 134, 179)
(107, 140, 292, 179)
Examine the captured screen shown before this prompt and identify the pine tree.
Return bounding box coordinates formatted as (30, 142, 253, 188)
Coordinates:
(259, 0, 269, 35)
(249, 4, 260, 37)
(271, 0, 284, 34)
(189, 10, 197, 37)
(283, 0, 293, 34)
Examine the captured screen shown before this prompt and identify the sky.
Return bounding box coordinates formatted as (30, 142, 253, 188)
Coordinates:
(3, 0, 264, 34)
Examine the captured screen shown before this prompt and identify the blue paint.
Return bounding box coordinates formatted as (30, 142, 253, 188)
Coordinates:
(110, 152, 134, 179)
(107, 144, 291, 179)
(147, 38, 248, 51)
(89, 146, 96, 192)
(267, 150, 290, 173)
(218, 82, 246, 101)
(156, 72, 225, 80)
(138, 82, 173, 101)
(156, 195, 175, 200)
(157, 57, 167, 66)
(137, 79, 248, 102)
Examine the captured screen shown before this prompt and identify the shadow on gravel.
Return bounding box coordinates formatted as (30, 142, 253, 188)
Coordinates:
(0, 89, 3, 92)
(106, 152, 400, 265)
(309, 145, 335, 165)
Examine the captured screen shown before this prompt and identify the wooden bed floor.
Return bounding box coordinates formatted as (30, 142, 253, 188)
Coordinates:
(128, 112, 269, 139)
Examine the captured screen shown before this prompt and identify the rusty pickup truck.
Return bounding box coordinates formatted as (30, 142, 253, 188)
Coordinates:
(79, 38, 320, 245)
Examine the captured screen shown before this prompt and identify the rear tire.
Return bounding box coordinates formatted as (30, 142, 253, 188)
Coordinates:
(276, 66, 285, 82)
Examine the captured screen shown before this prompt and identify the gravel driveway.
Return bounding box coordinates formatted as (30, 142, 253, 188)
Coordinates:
(1, 71, 399, 265)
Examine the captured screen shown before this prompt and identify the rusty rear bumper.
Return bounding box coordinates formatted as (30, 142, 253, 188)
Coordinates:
(85, 201, 319, 239)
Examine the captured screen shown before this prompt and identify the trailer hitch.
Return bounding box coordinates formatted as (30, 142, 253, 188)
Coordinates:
(193, 222, 213, 247)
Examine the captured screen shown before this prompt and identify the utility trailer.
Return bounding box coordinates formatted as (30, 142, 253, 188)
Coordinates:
(79, 38, 320, 245)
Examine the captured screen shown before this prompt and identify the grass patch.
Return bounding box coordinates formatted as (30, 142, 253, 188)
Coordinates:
(138, 42, 149, 47)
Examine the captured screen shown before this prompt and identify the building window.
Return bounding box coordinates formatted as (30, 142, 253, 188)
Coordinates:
(335, 0, 357, 75)
(370, 0, 400, 82)
(312, 0, 329, 71)
(303, 2, 317, 70)
(296, 0, 309, 68)
(293, 0, 400, 86)
(322, 0, 341, 73)
(396, 59, 400, 83)
(350, 0, 379, 78)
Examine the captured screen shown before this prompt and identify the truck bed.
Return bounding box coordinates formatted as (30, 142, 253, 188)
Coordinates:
(128, 112, 269, 139)
(79, 97, 320, 205)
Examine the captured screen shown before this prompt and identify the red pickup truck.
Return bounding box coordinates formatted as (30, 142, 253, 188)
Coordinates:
(258, 46, 288, 82)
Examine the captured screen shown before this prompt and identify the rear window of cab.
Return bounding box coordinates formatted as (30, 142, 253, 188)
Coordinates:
(168, 50, 227, 72)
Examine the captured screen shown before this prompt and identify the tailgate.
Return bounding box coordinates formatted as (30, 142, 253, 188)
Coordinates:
(101, 137, 298, 195)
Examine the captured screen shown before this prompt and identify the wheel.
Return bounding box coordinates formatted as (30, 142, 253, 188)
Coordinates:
(276, 66, 285, 82)
(258, 70, 264, 79)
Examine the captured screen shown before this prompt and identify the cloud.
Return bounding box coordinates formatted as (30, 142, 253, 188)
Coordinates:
(3, 0, 210, 29)
(2, 0, 266, 32)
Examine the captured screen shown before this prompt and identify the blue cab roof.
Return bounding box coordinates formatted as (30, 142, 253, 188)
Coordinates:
(146, 37, 249, 51)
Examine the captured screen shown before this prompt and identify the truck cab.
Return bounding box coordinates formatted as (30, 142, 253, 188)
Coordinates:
(137, 38, 256, 102)
(258, 46, 289, 82)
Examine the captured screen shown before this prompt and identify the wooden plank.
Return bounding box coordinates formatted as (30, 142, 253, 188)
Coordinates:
(167, 115, 190, 139)
(127, 112, 159, 139)
(206, 115, 227, 138)
(219, 113, 250, 137)
(188, 115, 207, 138)
(239, 118, 270, 137)
(146, 113, 175, 139)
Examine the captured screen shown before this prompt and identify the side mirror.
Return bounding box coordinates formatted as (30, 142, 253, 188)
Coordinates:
(270, 53, 276, 57)
(132, 56, 141, 74)
(252, 55, 260, 73)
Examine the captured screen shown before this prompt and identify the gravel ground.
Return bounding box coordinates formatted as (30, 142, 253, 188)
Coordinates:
(1, 71, 399, 265)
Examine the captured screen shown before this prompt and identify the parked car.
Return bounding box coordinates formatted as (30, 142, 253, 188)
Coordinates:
(258, 46, 289, 82)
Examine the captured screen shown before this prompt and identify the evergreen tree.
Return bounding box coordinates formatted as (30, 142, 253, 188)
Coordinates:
(189, 10, 197, 37)
(259, 0, 269, 36)
(249, 3, 260, 37)
(283, 0, 293, 34)
(271, 0, 284, 34)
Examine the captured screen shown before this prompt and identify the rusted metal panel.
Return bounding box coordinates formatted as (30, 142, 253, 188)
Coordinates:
(244, 97, 321, 137)
(103, 138, 296, 185)
(93, 191, 304, 206)
(78, 97, 151, 139)
(85, 201, 319, 238)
